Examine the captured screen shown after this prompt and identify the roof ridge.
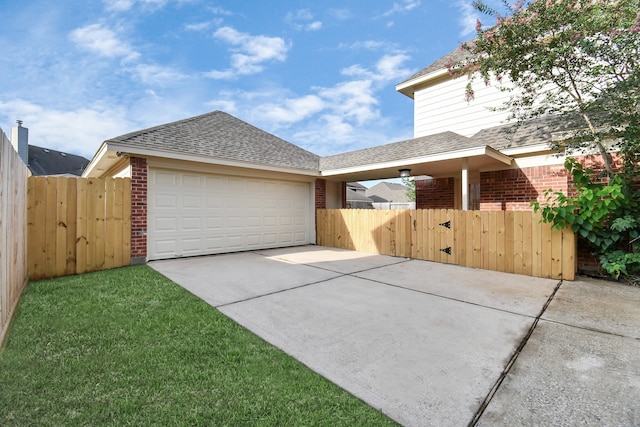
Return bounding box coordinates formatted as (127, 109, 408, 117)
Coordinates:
(107, 110, 226, 143)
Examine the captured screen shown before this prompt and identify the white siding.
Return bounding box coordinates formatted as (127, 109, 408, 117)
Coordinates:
(414, 76, 512, 138)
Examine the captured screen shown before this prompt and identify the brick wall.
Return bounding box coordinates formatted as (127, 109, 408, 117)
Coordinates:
(415, 178, 455, 209)
(315, 179, 326, 210)
(130, 157, 148, 262)
(480, 165, 568, 211)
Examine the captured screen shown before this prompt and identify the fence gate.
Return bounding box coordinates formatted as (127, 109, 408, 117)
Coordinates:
(411, 209, 457, 265)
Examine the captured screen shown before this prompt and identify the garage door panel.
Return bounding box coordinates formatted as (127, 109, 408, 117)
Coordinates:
(155, 217, 177, 231)
(182, 217, 201, 231)
(182, 195, 201, 209)
(154, 171, 178, 186)
(149, 168, 310, 260)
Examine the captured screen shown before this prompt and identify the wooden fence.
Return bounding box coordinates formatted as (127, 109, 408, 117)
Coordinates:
(0, 128, 29, 347)
(27, 177, 132, 280)
(316, 209, 575, 280)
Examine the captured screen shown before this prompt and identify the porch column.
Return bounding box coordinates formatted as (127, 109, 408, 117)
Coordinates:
(462, 158, 469, 211)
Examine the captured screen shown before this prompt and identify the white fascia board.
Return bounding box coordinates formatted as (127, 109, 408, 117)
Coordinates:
(81, 142, 109, 177)
(514, 153, 565, 168)
(500, 144, 555, 157)
(485, 146, 513, 165)
(395, 69, 449, 98)
(321, 146, 510, 176)
(108, 142, 321, 177)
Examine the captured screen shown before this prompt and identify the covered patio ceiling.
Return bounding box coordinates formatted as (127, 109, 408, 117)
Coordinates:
(320, 146, 513, 182)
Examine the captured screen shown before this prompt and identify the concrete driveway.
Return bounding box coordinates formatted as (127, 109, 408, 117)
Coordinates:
(150, 245, 640, 427)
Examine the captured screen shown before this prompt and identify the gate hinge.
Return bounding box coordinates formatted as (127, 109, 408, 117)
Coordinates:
(440, 247, 452, 255)
(439, 220, 451, 229)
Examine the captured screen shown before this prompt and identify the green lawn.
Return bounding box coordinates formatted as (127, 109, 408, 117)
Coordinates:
(0, 266, 396, 426)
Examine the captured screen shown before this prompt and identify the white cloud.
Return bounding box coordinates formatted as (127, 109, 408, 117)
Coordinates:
(209, 6, 233, 15)
(339, 40, 395, 51)
(0, 99, 133, 158)
(382, 0, 421, 17)
(103, 0, 168, 12)
(103, 0, 135, 11)
(341, 53, 412, 82)
(253, 95, 325, 124)
(69, 24, 140, 62)
(206, 27, 289, 79)
(329, 9, 351, 20)
(200, 52, 413, 155)
(131, 64, 188, 86)
(307, 21, 322, 31)
(285, 9, 323, 31)
(375, 54, 412, 81)
(205, 99, 238, 114)
(184, 21, 214, 31)
(318, 80, 379, 124)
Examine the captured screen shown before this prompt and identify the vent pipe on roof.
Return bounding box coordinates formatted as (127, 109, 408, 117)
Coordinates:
(10, 120, 28, 165)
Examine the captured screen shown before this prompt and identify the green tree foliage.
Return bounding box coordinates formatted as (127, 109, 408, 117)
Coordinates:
(449, 0, 640, 281)
(402, 178, 416, 202)
(449, 0, 640, 175)
(534, 159, 640, 281)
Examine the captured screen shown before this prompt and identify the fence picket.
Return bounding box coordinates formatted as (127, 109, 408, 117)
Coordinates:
(27, 176, 132, 280)
(316, 208, 574, 280)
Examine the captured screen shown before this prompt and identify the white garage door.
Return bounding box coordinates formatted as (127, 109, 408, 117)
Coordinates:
(148, 168, 311, 260)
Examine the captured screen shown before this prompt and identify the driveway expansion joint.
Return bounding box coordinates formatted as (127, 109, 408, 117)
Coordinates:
(468, 279, 564, 426)
(214, 274, 348, 309)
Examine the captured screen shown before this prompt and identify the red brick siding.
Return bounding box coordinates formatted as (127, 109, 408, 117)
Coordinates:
(480, 165, 568, 211)
(130, 157, 148, 260)
(415, 178, 455, 209)
(315, 179, 326, 210)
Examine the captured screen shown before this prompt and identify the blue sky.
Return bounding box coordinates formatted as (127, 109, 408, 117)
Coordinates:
(0, 0, 494, 160)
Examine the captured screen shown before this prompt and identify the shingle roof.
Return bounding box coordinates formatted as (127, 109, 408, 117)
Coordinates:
(347, 182, 368, 190)
(398, 43, 471, 86)
(28, 145, 90, 176)
(319, 131, 475, 170)
(346, 189, 373, 202)
(472, 114, 580, 150)
(365, 182, 410, 203)
(108, 110, 319, 171)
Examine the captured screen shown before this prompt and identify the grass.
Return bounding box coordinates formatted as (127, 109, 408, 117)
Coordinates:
(0, 266, 396, 426)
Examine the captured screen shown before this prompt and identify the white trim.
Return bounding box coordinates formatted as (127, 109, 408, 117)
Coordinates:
(321, 146, 512, 177)
(396, 69, 449, 98)
(106, 142, 320, 177)
(146, 156, 317, 183)
(461, 157, 469, 211)
(499, 144, 555, 157)
(514, 154, 566, 169)
(81, 142, 109, 177)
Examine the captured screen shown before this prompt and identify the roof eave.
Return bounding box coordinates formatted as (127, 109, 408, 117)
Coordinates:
(395, 69, 449, 99)
(105, 142, 321, 177)
(82, 142, 109, 177)
(321, 146, 512, 177)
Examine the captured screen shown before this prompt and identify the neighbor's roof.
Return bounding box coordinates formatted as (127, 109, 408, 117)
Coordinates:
(365, 182, 410, 203)
(346, 182, 368, 190)
(346, 189, 373, 202)
(319, 131, 475, 170)
(28, 145, 90, 176)
(107, 110, 319, 171)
